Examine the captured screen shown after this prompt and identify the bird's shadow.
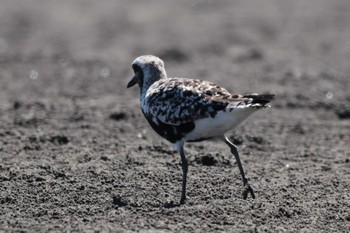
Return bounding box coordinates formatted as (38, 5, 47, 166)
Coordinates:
(112, 195, 183, 209)
(162, 201, 182, 209)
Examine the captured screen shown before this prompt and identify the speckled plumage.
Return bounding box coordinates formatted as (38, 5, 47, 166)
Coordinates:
(143, 77, 272, 123)
(141, 77, 273, 143)
(127, 55, 274, 205)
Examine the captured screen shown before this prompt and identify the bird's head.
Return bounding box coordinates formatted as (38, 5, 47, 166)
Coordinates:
(127, 55, 167, 91)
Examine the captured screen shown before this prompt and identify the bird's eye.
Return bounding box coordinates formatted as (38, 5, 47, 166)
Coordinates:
(132, 64, 141, 73)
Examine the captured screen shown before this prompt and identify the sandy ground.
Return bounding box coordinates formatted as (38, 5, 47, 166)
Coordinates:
(0, 0, 349, 232)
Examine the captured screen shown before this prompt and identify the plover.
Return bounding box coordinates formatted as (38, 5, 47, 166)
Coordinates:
(127, 55, 274, 205)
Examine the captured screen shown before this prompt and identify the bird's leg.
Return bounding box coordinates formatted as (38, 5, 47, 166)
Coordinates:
(179, 145, 188, 205)
(223, 136, 255, 199)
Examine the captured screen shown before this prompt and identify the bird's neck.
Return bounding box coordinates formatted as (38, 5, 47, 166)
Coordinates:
(140, 68, 167, 98)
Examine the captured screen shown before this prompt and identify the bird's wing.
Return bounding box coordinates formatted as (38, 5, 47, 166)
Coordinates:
(142, 78, 273, 126)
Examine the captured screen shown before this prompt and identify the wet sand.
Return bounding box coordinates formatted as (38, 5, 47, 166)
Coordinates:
(0, 1, 349, 232)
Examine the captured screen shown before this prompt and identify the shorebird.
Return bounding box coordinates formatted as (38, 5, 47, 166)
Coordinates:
(127, 55, 274, 205)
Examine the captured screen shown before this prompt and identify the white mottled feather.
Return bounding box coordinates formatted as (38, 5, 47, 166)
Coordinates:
(130, 55, 274, 143)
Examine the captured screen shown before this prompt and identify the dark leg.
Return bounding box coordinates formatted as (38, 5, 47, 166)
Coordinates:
(179, 145, 188, 204)
(223, 136, 255, 199)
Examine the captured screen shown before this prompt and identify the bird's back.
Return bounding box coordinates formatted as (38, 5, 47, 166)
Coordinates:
(141, 77, 274, 143)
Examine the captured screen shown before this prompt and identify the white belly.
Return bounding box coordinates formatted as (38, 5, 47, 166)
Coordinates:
(184, 108, 257, 141)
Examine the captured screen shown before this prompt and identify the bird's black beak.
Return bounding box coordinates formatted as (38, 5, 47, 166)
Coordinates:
(127, 76, 138, 88)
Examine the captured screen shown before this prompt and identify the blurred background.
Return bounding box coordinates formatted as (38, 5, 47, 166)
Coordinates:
(1, 0, 349, 103)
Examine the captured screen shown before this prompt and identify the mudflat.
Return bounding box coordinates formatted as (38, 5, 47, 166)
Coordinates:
(0, 1, 349, 232)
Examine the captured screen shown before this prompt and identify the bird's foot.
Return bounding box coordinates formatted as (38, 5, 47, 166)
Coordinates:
(242, 183, 255, 199)
(180, 197, 186, 205)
